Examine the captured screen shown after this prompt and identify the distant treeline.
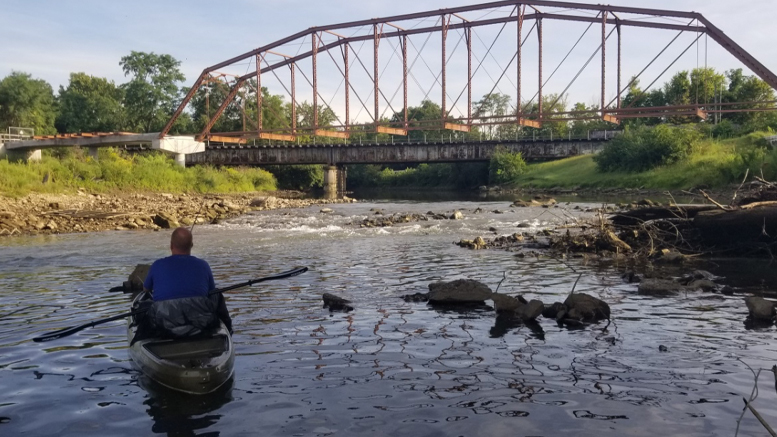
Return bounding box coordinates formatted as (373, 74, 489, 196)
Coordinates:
(1, 51, 776, 191)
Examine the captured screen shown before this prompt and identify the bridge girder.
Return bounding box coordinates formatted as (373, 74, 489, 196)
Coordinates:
(161, 1, 777, 142)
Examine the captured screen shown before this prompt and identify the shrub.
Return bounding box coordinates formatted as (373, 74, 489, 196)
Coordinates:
(264, 165, 324, 190)
(594, 125, 703, 172)
(489, 147, 527, 184)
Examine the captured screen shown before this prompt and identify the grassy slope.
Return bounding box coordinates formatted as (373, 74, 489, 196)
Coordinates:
(0, 149, 277, 197)
(512, 135, 777, 190)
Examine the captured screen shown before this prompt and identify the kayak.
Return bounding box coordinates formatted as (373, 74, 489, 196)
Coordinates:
(127, 292, 235, 395)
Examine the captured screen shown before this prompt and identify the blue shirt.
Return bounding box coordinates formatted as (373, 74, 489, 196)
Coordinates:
(144, 255, 216, 301)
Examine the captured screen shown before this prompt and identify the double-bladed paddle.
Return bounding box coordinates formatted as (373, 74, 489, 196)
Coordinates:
(32, 266, 308, 343)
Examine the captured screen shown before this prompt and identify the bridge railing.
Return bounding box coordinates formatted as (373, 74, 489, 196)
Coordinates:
(220, 129, 623, 147)
(0, 127, 34, 144)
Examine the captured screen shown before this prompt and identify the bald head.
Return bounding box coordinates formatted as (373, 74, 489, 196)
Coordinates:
(170, 227, 194, 255)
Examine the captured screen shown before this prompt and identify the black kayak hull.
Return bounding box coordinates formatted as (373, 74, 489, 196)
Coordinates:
(127, 293, 235, 395)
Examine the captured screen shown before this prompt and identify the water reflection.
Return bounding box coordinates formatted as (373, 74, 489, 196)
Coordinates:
(489, 315, 545, 340)
(141, 377, 233, 436)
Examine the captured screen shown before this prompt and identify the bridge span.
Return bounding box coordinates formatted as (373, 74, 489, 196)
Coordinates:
(187, 137, 604, 166)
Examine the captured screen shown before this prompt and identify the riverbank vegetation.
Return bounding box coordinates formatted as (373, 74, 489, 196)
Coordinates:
(0, 148, 276, 197)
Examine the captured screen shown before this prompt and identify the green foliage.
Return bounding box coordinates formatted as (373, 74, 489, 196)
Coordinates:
(474, 93, 511, 139)
(264, 165, 324, 190)
(56, 73, 125, 133)
(0, 148, 277, 196)
(594, 125, 703, 172)
(346, 162, 488, 189)
(511, 131, 777, 190)
(120, 51, 186, 132)
(0, 72, 57, 135)
(489, 148, 527, 184)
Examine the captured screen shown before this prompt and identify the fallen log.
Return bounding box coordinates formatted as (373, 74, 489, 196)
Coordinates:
(611, 205, 718, 226)
(693, 206, 777, 244)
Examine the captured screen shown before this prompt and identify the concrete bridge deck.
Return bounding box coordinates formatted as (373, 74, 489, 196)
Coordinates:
(2, 132, 613, 166)
(3, 133, 204, 166)
(188, 138, 605, 166)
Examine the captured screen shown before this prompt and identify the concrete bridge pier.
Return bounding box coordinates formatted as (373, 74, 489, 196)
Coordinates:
(0, 141, 6, 158)
(26, 149, 42, 162)
(323, 165, 346, 197)
(88, 147, 99, 161)
(324, 165, 338, 195)
(337, 165, 347, 194)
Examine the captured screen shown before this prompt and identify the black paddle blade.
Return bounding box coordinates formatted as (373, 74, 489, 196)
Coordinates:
(33, 311, 134, 343)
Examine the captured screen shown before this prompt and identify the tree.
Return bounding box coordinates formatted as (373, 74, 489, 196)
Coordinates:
(55, 72, 124, 133)
(723, 68, 776, 128)
(296, 101, 337, 129)
(473, 93, 511, 139)
(521, 93, 569, 137)
(0, 72, 57, 135)
(190, 80, 244, 133)
(621, 77, 666, 127)
(390, 99, 443, 141)
(569, 102, 612, 136)
(689, 67, 726, 105)
(120, 51, 186, 132)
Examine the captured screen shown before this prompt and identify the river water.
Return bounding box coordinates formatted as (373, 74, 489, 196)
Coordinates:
(1, 197, 776, 436)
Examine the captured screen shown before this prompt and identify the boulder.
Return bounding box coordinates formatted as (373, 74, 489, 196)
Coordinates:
(542, 302, 566, 319)
(450, 210, 464, 220)
(516, 300, 545, 321)
(121, 264, 151, 292)
(491, 293, 525, 312)
(153, 212, 180, 229)
(688, 279, 718, 292)
(745, 296, 775, 321)
(428, 279, 493, 304)
(456, 236, 487, 250)
(250, 196, 276, 208)
(638, 279, 684, 296)
(402, 292, 429, 302)
(323, 293, 354, 312)
(563, 293, 610, 321)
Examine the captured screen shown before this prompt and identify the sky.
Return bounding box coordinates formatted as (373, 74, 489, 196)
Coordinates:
(1, 0, 775, 119)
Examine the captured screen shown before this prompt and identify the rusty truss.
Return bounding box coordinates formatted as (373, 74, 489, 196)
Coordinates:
(160, 0, 777, 143)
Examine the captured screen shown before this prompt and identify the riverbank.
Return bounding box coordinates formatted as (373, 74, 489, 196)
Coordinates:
(0, 190, 355, 236)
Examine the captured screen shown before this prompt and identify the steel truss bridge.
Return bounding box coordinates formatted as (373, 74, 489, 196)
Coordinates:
(160, 0, 777, 147)
(5, 0, 776, 173)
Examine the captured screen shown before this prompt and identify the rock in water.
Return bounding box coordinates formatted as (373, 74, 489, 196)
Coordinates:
(323, 293, 354, 312)
(563, 293, 610, 322)
(745, 296, 775, 321)
(427, 279, 493, 304)
(638, 279, 684, 297)
(127, 264, 150, 291)
(516, 300, 545, 321)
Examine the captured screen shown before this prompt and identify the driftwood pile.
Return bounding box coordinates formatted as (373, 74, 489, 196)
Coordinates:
(611, 177, 777, 258)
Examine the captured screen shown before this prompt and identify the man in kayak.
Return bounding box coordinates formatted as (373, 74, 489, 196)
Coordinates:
(141, 227, 233, 337)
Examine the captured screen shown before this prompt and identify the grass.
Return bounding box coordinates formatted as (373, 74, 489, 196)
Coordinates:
(0, 148, 277, 197)
(510, 132, 777, 190)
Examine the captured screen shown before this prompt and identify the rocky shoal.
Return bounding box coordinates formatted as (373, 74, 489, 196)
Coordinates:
(0, 190, 355, 236)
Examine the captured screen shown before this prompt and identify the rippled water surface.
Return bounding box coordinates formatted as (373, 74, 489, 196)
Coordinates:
(1, 200, 776, 436)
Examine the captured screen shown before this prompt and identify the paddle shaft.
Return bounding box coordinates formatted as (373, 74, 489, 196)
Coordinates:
(32, 266, 308, 343)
